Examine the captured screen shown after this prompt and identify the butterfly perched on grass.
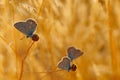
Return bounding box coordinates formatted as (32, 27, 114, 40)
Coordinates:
(14, 19, 39, 41)
(57, 46, 83, 71)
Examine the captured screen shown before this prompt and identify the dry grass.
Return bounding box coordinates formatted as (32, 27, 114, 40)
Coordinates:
(0, 0, 120, 80)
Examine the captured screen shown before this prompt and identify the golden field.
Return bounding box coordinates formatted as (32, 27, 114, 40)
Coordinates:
(0, 0, 120, 80)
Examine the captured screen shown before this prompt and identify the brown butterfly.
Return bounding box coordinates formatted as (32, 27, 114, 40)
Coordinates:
(67, 46, 83, 61)
(57, 47, 83, 71)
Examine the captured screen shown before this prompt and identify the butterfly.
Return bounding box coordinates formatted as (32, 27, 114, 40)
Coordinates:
(14, 19, 39, 41)
(57, 57, 77, 71)
(67, 46, 83, 61)
(57, 47, 83, 71)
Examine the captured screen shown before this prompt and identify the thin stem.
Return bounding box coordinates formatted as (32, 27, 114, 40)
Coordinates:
(107, 0, 119, 79)
(19, 42, 34, 80)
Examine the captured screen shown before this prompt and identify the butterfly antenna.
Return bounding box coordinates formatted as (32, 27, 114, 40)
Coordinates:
(19, 41, 34, 80)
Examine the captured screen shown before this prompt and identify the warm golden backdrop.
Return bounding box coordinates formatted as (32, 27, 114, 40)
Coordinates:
(0, 0, 120, 80)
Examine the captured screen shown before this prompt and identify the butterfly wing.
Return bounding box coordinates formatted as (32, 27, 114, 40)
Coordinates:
(14, 19, 37, 37)
(57, 57, 71, 71)
(26, 19, 37, 36)
(67, 47, 83, 61)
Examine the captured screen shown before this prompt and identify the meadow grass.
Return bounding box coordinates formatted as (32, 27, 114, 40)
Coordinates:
(0, 0, 120, 80)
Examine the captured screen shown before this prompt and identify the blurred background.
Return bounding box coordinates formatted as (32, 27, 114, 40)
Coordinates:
(0, 0, 120, 80)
